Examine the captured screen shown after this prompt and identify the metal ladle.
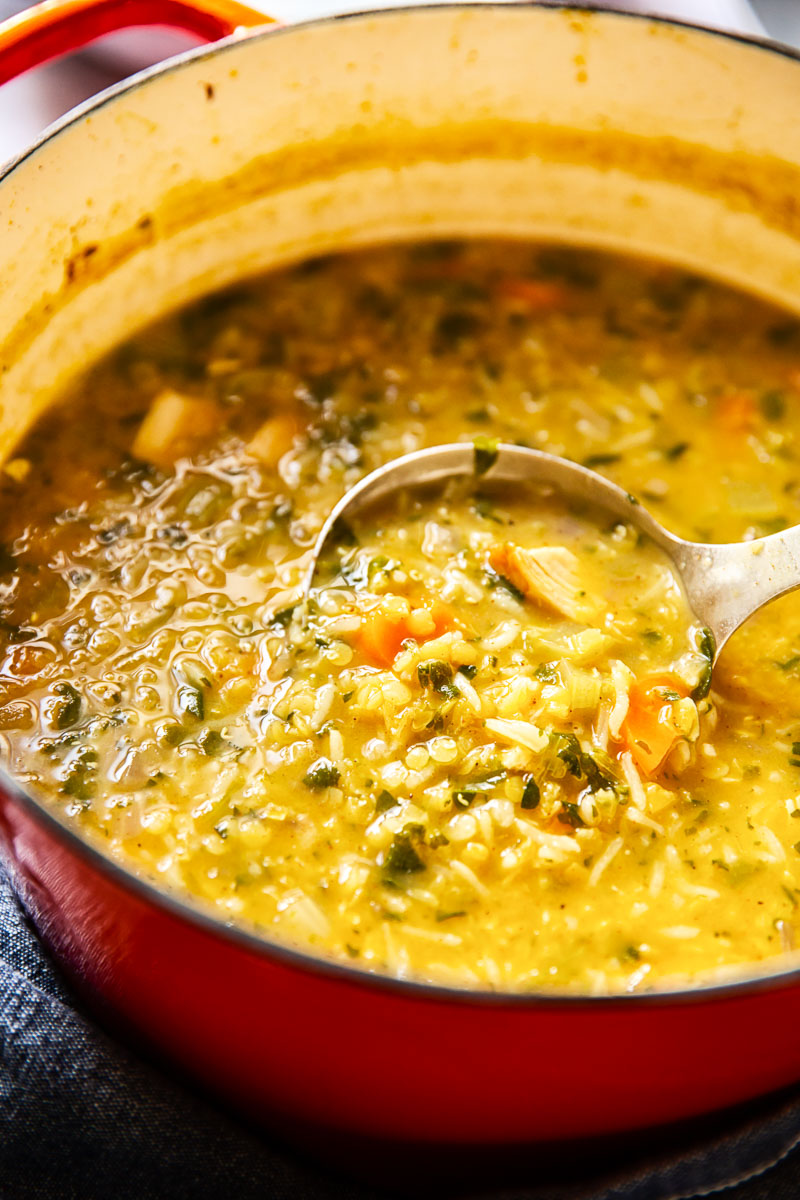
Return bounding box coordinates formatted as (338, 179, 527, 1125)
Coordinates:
(304, 442, 800, 660)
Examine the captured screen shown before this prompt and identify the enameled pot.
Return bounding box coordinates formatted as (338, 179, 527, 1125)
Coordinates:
(3, 0, 800, 1148)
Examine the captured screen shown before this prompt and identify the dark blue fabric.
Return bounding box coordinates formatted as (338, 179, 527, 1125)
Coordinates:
(2, 857, 800, 1200)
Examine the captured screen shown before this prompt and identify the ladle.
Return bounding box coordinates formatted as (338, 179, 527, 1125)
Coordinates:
(304, 441, 800, 659)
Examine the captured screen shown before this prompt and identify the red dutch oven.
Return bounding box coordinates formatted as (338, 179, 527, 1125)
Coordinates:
(2, 0, 800, 1150)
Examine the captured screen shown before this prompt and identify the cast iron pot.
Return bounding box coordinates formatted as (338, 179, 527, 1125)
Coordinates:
(2, 0, 800, 1147)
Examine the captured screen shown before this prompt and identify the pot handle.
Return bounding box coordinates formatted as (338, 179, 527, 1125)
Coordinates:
(0, 0, 273, 86)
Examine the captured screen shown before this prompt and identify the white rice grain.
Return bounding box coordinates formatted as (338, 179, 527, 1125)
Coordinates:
(588, 836, 624, 887)
(624, 807, 664, 835)
(483, 620, 522, 652)
(755, 824, 786, 863)
(649, 859, 666, 897)
(486, 718, 548, 754)
(620, 751, 647, 810)
(514, 818, 581, 854)
(608, 660, 633, 740)
(276, 889, 330, 939)
(450, 859, 490, 898)
(452, 671, 482, 714)
(400, 924, 462, 947)
(328, 728, 344, 761)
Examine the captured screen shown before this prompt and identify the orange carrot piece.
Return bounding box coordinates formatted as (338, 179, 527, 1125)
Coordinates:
(356, 613, 410, 668)
(356, 603, 457, 668)
(620, 674, 689, 775)
(495, 278, 568, 310)
(716, 391, 758, 435)
(429, 601, 457, 636)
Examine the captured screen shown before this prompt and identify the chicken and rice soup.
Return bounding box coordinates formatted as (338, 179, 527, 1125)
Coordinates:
(2, 240, 800, 992)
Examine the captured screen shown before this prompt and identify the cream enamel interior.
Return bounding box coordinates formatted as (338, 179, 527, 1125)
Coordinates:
(3, 6, 800, 464)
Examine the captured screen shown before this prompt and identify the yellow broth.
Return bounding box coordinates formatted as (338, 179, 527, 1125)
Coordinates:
(2, 240, 800, 992)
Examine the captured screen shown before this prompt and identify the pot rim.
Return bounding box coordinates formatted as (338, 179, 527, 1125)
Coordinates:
(4, 0, 800, 1010)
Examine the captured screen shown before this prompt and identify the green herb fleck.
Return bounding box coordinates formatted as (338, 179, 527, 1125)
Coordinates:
(270, 605, 296, 628)
(50, 682, 82, 730)
(60, 747, 98, 802)
(664, 441, 690, 461)
(198, 729, 225, 756)
(760, 390, 786, 421)
(520, 776, 540, 809)
(304, 758, 341, 790)
(534, 662, 559, 683)
(473, 435, 500, 477)
(385, 832, 425, 875)
(560, 800, 585, 827)
(451, 769, 506, 808)
(177, 684, 204, 721)
(375, 789, 398, 814)
(692, 627, 715, 702)
(484, 566, 524, 603)
(583, 453, 621, 468)
(418, 660, 458, 697)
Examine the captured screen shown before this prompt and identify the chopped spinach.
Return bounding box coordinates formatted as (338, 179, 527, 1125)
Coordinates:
(385, 831, 426, 874)
(375, 789, 398, 814)
(559, 800, 584, 827)
(270, 605, 296, 628)
(433, 310, 480, 352)
(483, 566, 524, 603)
(583, 453, 621, 468)
(663, 441, 690, 461)
(760, 389, 786, 421)
(691, 627, 715, 701)
(418, 660, 458, 697)
(303, 758, 341, 790)
(520, 775, 540, 809)
(452, 769, 506, 809)
(60, 746, 98, 802)
(177, 684, 204, 722)
(473, 435, 499, 477)
(50, 682, 82, 730)
(197, 729, 225, 756)
(534, 662, 559, 683)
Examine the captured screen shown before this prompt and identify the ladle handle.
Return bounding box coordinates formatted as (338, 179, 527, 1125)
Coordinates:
(674, 527, 800, 653)
(0, 0, 272, 86)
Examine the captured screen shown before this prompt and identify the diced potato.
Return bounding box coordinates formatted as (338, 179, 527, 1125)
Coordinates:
(3, 457, 31, 482)
(247, 413, 305, 468)
(489, 542, 593, 621)
(132, 389, 221, 469)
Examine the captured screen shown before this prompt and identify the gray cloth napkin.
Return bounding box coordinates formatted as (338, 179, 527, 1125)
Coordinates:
(3, 859, 800, 1200)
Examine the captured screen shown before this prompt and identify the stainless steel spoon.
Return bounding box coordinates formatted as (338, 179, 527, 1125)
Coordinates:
(304, 441, 800, 660)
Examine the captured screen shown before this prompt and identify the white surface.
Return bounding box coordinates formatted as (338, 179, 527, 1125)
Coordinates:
(0, 0, 780, 168)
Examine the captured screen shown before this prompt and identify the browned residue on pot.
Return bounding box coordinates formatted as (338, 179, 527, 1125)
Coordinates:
(6, 118, 800, 381)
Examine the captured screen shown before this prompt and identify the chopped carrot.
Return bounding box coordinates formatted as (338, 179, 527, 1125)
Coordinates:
(715, 390, 758, 435)
(408, 258, 470, 282)
(620, 674, 689, 775)
(429, 601, 457, 634)
(356, 602, 456, 668)
(495, 278, 568, 310)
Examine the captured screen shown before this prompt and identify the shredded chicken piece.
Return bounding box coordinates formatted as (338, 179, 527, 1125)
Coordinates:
(489, 542, 589, 621)
(132, 389, 221, 469)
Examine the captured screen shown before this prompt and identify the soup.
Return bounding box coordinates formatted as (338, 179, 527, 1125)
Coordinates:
(2, 240, 800, 992)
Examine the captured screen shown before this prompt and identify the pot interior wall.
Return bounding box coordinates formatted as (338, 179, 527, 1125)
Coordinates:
(2, 4, 800, 459)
